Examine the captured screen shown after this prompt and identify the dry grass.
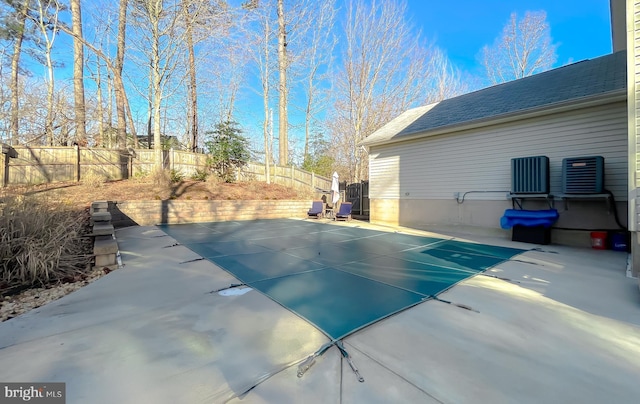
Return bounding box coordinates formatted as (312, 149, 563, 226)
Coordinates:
(81, 171, 108, 189)
(0, 195, 93, 294)
(1, 177, 313, 210)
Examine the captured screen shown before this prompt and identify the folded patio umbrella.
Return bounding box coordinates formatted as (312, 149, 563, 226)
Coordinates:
(331, 172, 340, 205)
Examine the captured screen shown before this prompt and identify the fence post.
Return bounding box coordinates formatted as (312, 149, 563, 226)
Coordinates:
(75, 145, 81, 182)
(128, 153, 133, 179)
(1, 144, 19, 186)
(2, 147, 9, 187)
(290, 165, 294, 188)
(311, 172, 315, 191)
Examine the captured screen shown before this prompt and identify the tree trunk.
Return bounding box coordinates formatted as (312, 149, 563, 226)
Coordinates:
(9, 1, 29, 145)
(147, 64, 153, 149)
(304, 72, 314, 159)
(71, 0, 87, 144)
(151, 9, 163, 167)
(262, 13, 270, 184)
(45, 50, 55, 145)
(183, 1, 198, 152)
(95, 59, 104, 147)
(115, 0, 128, 149)
(124, 88, 139, 148)
(264, 109, 270, 184)
(188, 38, 198, 152)
(277, 0, 288, 165)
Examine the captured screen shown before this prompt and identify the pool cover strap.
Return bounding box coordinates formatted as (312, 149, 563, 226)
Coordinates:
(297, 340, 365, 382)
(432, 296, 479, 313)
(208, 283, 247, 294)
(336, 341, 364, 382)
(297, 341, 333, 378)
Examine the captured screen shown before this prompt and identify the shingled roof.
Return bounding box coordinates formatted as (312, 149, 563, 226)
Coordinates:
(362, 51, 626, 147)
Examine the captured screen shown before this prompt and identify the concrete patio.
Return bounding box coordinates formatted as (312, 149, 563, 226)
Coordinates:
(0, 220, 638, 403)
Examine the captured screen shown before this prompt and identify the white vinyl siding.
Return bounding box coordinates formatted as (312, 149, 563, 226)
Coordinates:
(367, 152, 399, 197)
(633, 1, 640, 227)
(370, 102, 627, 201)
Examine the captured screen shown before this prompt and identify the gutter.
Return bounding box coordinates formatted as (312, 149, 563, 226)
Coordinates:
(360, 89, 627, 148)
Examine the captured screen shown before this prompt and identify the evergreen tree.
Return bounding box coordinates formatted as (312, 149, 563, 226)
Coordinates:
(205, 121, 251, 182)
(301, 132, 334, 177)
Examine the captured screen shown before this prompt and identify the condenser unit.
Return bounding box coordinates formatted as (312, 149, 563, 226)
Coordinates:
(561, 156, 605, 194)
(511, 156, 550, 194)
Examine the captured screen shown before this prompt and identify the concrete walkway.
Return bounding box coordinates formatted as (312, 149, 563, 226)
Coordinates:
(0, 222, 639, 403)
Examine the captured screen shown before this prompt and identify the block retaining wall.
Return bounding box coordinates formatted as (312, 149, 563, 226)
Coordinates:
(113, 200, 314, 226)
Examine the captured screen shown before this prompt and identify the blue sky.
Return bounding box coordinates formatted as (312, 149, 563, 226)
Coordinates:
(404, 0, 613, 76)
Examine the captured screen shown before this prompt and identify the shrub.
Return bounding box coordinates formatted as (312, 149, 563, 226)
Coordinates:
(82, 171, 107, 188)
(132, 170, 149, 182)
(0, 196, 92, 291)
(169, 168, 184, 183)
(149, 168, 170, 187)
(191, 168, 209, 182)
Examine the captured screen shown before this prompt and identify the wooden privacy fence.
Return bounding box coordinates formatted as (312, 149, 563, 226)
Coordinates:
(344, 180, 370, 217)
(131, 149, 209, 177)
(241, 162, 332, 192)
(2, 145, 131, 185)
(1, 145, 332, 192)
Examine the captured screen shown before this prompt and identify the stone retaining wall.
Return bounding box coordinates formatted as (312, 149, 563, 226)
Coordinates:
(113, 200, 314, 226)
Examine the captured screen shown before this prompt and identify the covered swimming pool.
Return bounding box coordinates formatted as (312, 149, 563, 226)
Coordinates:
(159, 219, 525, 341)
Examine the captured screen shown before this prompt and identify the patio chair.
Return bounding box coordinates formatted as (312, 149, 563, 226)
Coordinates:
(307, 200, 325, 219)
(335, 202, 352, 221)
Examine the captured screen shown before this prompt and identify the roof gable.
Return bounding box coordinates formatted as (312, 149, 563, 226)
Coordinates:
(363, 51, 626, 146)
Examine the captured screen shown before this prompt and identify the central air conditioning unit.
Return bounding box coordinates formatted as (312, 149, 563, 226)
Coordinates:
(561, 156, 605, 194)
(511, 156, 550, 194)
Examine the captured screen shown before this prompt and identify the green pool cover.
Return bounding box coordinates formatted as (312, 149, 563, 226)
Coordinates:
(159, 219, 525, 340)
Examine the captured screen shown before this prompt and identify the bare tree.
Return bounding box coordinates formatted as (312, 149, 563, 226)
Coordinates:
(211, 40, 247, 124)
(2, 0, 31, 145)
(86, 56, 104, 146)
(329, 0, 434, 182)
(182, 0, 198, 151)
(114, 0, 128, 148)
(297, 0, 336, 160)
(261, 12, 272, 183)
(192, 3, 247, 130)
(29, 0, 62, 145)
(15, 75, 74, 145)
(242, 0, 320, 169)
(129, 0, 185, 166)
(58, 0, 138, 148)
(241, 0, 275, 182)
(481, 11, 557, 84)
(83, 2, 113, 147)
(276, 0, 287, 165)
(180, 0, 229, 151)
(425, 48, 468, 103)
(70, 0, 86, 144)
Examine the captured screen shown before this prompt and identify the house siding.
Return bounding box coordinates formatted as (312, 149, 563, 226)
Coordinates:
(629, 0, 640, 277)
(370, 102, 628, 202)
(633, 2, 640, 212)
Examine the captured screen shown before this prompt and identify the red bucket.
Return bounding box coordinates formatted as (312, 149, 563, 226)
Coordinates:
(590, 231, 607, 250)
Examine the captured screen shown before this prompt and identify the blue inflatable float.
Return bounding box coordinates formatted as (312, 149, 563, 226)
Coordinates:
(500, 209, 559, 229)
